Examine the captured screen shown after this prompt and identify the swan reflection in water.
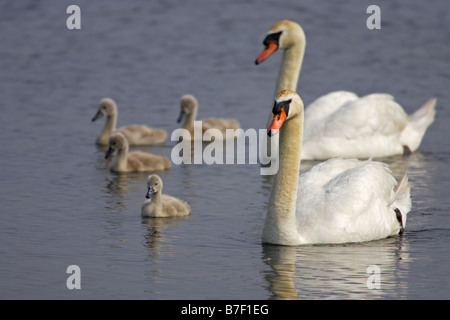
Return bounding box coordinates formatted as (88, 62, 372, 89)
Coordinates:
(262, 236, 410, 299)
(260, 151, 438, 299)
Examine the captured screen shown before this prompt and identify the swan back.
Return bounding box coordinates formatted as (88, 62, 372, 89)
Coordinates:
(117, 125, 167, 146)
(105, 132, 171, 173)
(295, 159, 410, 244)
(301, 94, 413, 159)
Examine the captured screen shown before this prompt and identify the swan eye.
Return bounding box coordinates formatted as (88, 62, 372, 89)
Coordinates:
(272, 99, 291, 117)
(263, 31, 282, 47)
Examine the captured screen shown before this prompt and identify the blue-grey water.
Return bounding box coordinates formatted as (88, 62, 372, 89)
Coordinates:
(0, 0, 449, 300)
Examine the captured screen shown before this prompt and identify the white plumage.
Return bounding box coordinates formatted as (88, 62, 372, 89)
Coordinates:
(256, 20, 436, 160)
(302, 92, 436, 159)
(262, 90, 411, 246)
(295, 158, 410, 244)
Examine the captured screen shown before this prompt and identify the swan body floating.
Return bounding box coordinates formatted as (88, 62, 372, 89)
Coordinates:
(263, 90, 411, 245)
(92, 98, 168, 146)
(141, 174, 191, 218)
(177, 94, 241, 140)
(256, 20, 436, 160)
(105, 132, 171, 173)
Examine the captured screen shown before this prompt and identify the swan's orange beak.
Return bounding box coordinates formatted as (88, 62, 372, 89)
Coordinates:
(267, 108, 287, 137)
(255, 40, 278, 65)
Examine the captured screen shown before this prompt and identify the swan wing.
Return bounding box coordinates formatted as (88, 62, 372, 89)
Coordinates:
(127, 151, 171, 172)
(301, 94, 410, 159)
(162, 195, 191, 217)
(319, 94, 409, 139)
(117, 125, 167, 145)
(303, 91, 358, 140)
(296, 159, 404, 244)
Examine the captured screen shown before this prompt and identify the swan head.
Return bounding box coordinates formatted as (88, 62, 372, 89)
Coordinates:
(105, 132, 127, 159)
(92, 98, 118, 121)
(255, 20, 304, 65)
(177, 94, 198, 123)
(268, 90, 303, 137)
(145, 174, 163, 199)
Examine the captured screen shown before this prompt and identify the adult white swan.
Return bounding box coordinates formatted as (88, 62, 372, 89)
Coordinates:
(263, 90, 411, 245)
(256, 20, 436, 160)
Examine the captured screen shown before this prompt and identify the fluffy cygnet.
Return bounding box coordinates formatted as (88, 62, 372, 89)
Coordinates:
(92, 98, 167, 146)
(105, 132, 171, 173)
(141, 174, 191, 217)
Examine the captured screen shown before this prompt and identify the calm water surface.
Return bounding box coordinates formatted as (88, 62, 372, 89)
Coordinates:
(0, 0, 449, 299)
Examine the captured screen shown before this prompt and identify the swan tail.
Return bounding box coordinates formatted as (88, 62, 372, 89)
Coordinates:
(390, 173, 411, 229)
(400, 98, 436, 152)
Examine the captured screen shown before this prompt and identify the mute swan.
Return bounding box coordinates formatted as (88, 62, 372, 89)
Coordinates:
(105, 132, 171, 173)
(92, 98, 168, 146)
(141, 174, 191, 218)
(263, 90, 411, 245)
(177, 94, 241, 140)
(256, 20, 436, 160)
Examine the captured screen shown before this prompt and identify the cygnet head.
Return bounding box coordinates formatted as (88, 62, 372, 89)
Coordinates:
(145, 174, 163, 199)
(268, 90, 303, 137)
(255, 20, 304, 64)
(177, 94, 198, 123)
(92, 98, 118, 121)
(105, 132, 127, 159)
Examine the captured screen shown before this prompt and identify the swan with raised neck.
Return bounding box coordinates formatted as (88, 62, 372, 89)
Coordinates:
(255, 20, 305, 95)
(263, 90, 411, 245)
(256, 20, 436, 160)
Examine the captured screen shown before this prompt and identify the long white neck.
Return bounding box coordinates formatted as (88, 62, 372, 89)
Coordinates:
(275, 43, 305, 94)
(98, 114, 117, 145)
(266, 36, 305, 127)
(262, 109, 304, 245)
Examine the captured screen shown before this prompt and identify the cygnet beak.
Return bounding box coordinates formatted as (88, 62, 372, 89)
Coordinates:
(177, 110, 186, 123)
(105, 147, 114, 159)
(92, 110, 103, 122)
(145, 187, 154, 199)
